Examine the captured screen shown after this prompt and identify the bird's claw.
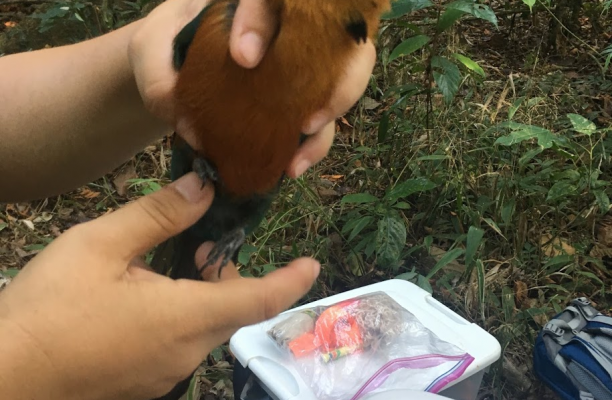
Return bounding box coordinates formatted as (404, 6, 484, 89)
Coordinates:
(192, 157, 218, 189)
(199, 228, 246, 278)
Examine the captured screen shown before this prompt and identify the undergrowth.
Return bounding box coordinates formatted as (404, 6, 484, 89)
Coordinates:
(1, 0, 612, 399)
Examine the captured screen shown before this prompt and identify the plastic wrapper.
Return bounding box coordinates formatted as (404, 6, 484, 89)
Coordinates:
(267, 292, 474, 400)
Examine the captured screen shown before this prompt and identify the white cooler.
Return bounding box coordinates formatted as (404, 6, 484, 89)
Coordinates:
(229, 279, 501, 400)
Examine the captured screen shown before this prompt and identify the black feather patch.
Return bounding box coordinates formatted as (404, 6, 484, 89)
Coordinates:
(172, 0, 238, 71)
(346, 15, 368, 44)
(172, 4, 212, 71)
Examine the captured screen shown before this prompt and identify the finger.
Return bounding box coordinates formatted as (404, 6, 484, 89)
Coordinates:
(179, 257, 320, 332)
(128, 0, 209, 122)
(230, 0, 277, 68)
(88, 172, 214, 267)
(287, 121, 335, 178)
(302, 40, 377, 134)
(195, 242, 242, 281)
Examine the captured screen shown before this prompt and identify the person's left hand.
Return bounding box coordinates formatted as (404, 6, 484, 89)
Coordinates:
(0, 172, 319, 400)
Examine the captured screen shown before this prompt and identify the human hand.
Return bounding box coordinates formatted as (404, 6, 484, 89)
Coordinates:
(128, 0, 377, 179)
(0, 173, 319, 400)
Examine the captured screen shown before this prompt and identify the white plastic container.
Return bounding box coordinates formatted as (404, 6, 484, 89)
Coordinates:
(229, 279, 501, 400)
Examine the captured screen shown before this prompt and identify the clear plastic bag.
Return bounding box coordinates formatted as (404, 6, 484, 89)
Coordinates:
(267, 292, 474, 400)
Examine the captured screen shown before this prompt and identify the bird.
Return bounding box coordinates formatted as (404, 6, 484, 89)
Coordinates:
(150, 0, 392, 398)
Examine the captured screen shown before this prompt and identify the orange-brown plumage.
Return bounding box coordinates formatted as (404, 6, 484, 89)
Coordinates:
(174, 0, 391, 198)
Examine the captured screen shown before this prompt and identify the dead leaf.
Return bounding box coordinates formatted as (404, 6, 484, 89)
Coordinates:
(596, 214, 612, 247)
(15, 247, 29, 258)
(514, 281, 528, 308)
(78, 188, 101, 200)
(50, 225, 62, 237)
(58, 208, 74, 218)
(20, 219, 35, 230)
(33, 212, 53, 223)
(6, 203, 30, 218)
(318, 188, 340, 197)
(339, 116, 353, 128)
(113, 164, 138, 196)
(0, 275, 11, 292)
(539, 234, 575, 257)
(320, 174, 344, 181)
(4, 21, 17, 28)
(362, 97, 381, 110)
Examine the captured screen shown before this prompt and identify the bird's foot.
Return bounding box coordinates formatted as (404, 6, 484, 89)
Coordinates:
(199, 227, 246, 278)
(192, 157, 218, 189)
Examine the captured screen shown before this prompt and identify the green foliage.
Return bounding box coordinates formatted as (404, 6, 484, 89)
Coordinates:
(127, 178, 163, 195)
(340, 177, 438, 272)
(385, 0, 495, 106)
(31, 0, 155, 37)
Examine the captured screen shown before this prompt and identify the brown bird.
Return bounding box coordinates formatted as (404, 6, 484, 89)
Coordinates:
(151, 0, 392, 397)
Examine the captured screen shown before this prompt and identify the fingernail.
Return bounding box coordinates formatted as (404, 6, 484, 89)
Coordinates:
(294, 159, 311, 177)
(304, 111, 329, 134)
(239, 31, 264, 67)
(174, 172, 208, 202)
(313, 261, 321, 279)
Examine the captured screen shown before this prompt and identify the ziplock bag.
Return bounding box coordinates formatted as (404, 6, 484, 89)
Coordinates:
(267, 292, 474, 400)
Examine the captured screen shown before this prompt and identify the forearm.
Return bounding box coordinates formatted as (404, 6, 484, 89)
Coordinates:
(0, 20, 171, 202)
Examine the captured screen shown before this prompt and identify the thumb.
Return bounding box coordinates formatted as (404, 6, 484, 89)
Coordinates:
(179, 258, 320, 332)
(90, 172, 214, 267)
(230, 0, 277, 68)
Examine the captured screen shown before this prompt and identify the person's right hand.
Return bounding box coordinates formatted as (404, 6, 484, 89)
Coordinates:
(0, 172, 319, 400)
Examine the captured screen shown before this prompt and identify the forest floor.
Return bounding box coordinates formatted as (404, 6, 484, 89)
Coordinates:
(2, 1, 612, 399)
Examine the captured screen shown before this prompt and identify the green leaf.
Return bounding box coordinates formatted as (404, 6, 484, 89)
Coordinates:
(475, 259, 485, 306)
(501, 286, 515, 320)
(237, 244, 258, 265)
(501, 198, 515, 226)
(543, 254, 574, 272)
(416, 155, 449, 161)
(494, 129, 537, 146)
(522, 0, 536, 11)
(382, 0, 433, 19)
(465, 226, 484, 267)
(0, 222, 7, 232)
(446, 0, 498, 27)
(508, 97, 524, 120)
(494, 123, 556, 149)
(483, 217, 506, 239)
(437, 8, 466, 31)
(416, 274, 433, 293)
(452, 53, 485, 77)
(396, 271, 418, 281)
(210, 346, 224, 362)
(385, 177, 437, 202)
(567, 114, 597, 135)
(594, 190, 611, 213)
(24, 244, 46, 252)
(546, 182, 577, 202)
(186, 373, 199, 400)
(389, 35, 431, 62)
(393, 202, 412, 210)
(426, 248, 465, 279)
(431, 56, 461, 104)
(2, 268, 20, 278)
(341, 193, 379, 204)
(376, 215, 407, 267)
(378, 112, 390, 143)
(348, 216, 375, 242)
